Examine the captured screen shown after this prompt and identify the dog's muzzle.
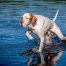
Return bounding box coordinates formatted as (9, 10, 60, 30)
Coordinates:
(20, 17, 23, 27)
(20, 21, 23, 27)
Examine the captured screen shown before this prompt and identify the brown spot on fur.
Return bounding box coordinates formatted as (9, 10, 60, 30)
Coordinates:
(29, 13, 37, 26)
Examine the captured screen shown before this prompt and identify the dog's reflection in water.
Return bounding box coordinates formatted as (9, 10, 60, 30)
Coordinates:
(27, 45, 63, 66)
(44, 51, 63, 66)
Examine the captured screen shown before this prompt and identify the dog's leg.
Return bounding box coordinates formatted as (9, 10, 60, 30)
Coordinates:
(50, 23, 66, 40)
(38, 37, 44, 52)
(52, 51, 63, 65)
(39, 52, 45, 64)
(38, 33, 45, 52)
(26, 31, 34, 40)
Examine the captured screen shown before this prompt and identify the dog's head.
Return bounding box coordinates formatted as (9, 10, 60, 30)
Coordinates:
(20, 13, 37, 27)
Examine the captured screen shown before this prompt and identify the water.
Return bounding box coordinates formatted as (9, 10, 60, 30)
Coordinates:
(0, 0, 66, 66)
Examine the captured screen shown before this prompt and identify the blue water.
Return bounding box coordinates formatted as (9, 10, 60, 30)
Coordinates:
(0, 0, 66, 66)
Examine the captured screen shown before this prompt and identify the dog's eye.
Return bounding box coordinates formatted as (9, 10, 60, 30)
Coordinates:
(21, 17, 23, 20)
(26, 18, 29, 19)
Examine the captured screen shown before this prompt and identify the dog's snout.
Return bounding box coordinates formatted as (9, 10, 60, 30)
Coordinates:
(20, 21, 23, 27)
(20, 17, 23, 27)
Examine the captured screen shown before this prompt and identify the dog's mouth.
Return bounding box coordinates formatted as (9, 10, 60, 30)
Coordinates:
(20, 21, 23, 27)
(20, 17, 24, 27)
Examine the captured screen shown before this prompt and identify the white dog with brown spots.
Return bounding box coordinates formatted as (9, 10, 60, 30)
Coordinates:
(20, 10, 66, 52)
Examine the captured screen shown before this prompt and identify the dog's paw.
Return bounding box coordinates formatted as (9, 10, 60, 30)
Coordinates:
(26, 31, 34, 40)
(28, 36, 34, 40)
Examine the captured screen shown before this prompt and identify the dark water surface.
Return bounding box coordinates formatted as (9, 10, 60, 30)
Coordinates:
(0, 0, 66, 66)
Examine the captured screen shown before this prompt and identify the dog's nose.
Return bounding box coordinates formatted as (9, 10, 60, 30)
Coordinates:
(20, 21, 23, 27)
(20, 17, 23, 27)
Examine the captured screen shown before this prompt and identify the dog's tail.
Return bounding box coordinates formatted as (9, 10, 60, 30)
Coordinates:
(53, 9, 59, 21)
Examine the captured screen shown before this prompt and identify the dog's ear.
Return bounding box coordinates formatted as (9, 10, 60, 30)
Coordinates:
(29, 13, 37, 26)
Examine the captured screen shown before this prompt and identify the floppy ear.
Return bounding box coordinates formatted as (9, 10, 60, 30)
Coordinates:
(29, 13, 37, 26)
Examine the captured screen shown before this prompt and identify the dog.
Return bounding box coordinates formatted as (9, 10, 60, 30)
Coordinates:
(20, 10, 66, 52)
